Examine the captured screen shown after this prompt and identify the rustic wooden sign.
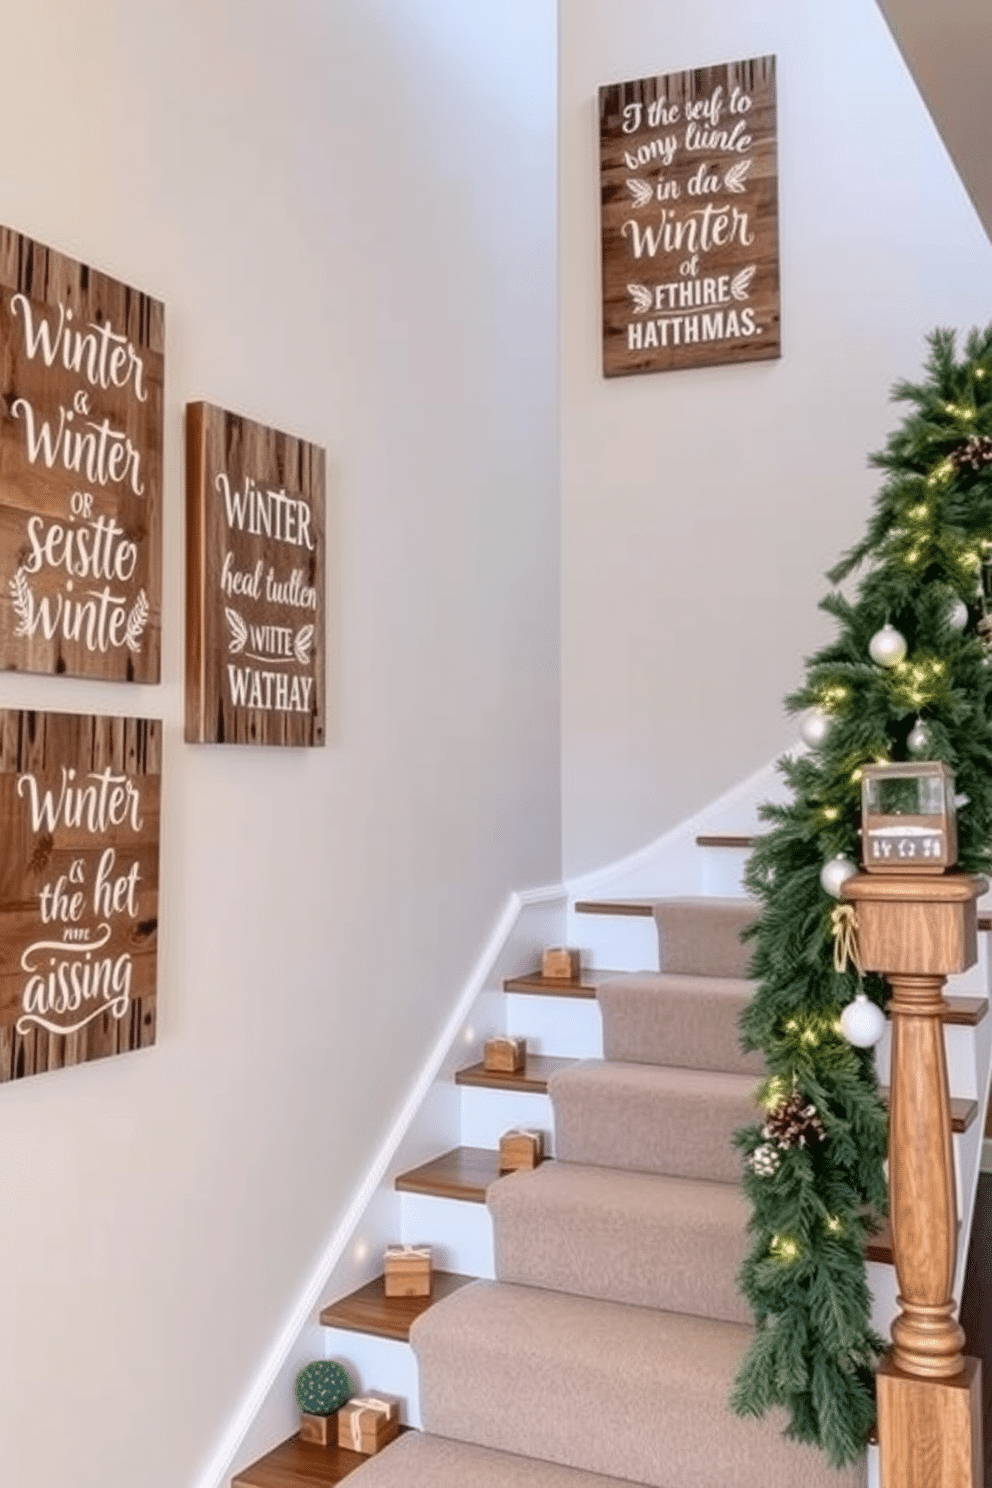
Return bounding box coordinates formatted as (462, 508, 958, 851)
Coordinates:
(600, 55, 780, 377)
(0, 710, 160, 1083)
(0, 227, 164, 679)
(186, 403, 325, 747)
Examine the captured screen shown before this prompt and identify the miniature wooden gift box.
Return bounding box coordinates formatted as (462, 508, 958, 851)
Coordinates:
(542, 947, 580, 981)
(483, 1036, 526, 1074)
(861, 761, 957, 874)
(383, 1243, 432, 1298)
(499, 1127, 544, 1172)
(338, 1394, 401, 1455)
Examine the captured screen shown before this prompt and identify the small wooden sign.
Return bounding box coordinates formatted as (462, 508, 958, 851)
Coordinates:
(0, 227, 163, 679)
(0, 709, 160, 1083)
(600, 55, 780, 376)
(185, 403, 325, 747)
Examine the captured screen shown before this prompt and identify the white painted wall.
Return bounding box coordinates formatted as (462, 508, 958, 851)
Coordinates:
(561, 0, 992, 876)
(0, 4, 558, 1488)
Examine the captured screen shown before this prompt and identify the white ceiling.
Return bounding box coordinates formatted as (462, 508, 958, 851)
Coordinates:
(877, 0, 992, 239)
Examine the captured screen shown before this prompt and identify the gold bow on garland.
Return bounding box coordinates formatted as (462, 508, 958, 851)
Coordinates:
(831, 903, 863, 976)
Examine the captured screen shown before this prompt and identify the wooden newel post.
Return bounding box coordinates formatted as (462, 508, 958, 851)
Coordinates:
(843, 872, 986, 1488)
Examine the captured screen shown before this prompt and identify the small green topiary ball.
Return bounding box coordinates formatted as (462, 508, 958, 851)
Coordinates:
(294, 1360, 353, 1416)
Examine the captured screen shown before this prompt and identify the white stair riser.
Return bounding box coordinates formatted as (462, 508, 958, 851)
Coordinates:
(568, 911, 659, 973)
(400, 1192, 495, 1279)
(320, 1327, 421, 1428)
(504, 995, 603, 1058)
(700, 847, 751, 897)
(459, 1086, 555, 1154)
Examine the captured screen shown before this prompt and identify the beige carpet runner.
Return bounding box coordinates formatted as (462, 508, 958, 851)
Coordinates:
(350, 898, 868, 1488)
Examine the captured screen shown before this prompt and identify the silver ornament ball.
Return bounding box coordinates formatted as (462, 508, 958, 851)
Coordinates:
(801, 708, 831, 748)
(907, 719, 929, 756)
(948, 598, 969, 632)
(869, 623, 907, 668)
(820, 854, 858, 899)
(839, 992, 886, 1048)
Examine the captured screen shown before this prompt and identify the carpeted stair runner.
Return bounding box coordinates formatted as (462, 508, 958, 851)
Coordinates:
(550, 1060, 758, 1182)
(347, 1431, 654, 1486)
(410, 1280, 862, 1488)
(489, 1161, 751, 1323)
(350, 897, 868, 1487)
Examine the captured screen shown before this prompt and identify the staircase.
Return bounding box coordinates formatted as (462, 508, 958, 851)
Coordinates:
(231, 841, 991, 1488)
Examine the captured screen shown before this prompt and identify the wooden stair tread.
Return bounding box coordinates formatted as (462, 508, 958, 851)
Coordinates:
(943, 995, 989, 1026)
(878, 1086, 978, 1133)
(864, 1221, 893, 1265)
(454, 1054, 578, 1093)
(395, 1146, 502, 1203)
(503, 968, 628, 999)
(696, 834, 757, 848)
(233, 1430, 410, 1487)
(574, 898, 655, 917)
(319, 1270, 472, 1341)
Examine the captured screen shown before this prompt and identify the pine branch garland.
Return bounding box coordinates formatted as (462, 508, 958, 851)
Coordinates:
(733, 325, 992, 1466)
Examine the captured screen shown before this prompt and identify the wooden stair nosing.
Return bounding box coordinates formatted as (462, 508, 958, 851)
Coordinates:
(454, 1054, 579, 1094)
(696, 834, 757, 848)
(232, 1429, 411, 1487)
(318, 1270, 473, 1342)
(503, 969, 621, 999)
(574, 898, 656, 917)
(395, 1145, 503, 1203)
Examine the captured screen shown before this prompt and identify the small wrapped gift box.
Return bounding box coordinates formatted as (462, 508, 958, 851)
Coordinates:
(541, 947, 580, 981)
(483, 1035, 526, 1074)
(383, 1243, 432, 1297)
(299, 1410, 337, 1446)
(338, 1393, 401, 1456)
(499, 1127, 544, 1172)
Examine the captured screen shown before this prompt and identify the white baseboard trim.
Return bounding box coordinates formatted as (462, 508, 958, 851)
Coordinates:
(192, 882, 565, 1488)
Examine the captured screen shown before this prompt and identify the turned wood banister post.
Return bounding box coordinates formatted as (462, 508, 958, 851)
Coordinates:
(842, 872, 986, 1488)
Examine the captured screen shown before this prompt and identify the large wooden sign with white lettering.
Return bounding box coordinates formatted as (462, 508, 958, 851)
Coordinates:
(186, 403, 325, 747)
(0, 710, 160, 1083)
(0, 228, 163, 678)
(600, 56, 779, 376)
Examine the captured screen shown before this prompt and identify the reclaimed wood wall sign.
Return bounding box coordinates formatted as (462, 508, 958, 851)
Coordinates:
(0, 709, 160, 1083)
(0, 227, 164, 678)
(600, 55, 779, 377)
(186, 403, 325, 746)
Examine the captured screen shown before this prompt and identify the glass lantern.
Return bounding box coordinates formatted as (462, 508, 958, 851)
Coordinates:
(860, 761, 957, 874)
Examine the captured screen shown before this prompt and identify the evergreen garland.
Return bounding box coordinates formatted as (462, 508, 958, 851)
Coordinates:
(732, 326, 992, 1467)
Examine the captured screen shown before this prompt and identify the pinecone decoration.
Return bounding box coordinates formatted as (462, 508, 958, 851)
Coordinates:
(762, 1091, 826, 1150)
(949, 434, 992, 473)
(749, 1142, 781, 1178)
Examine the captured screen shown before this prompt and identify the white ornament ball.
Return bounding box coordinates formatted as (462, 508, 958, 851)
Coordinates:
(840, 992, 887, 1048)
(869, 623, 907, 668)
(949, 598, 969, 632)
(801, 709, 831, 748)
(907, 718, 929, 755)
(820, 854, 858, 899)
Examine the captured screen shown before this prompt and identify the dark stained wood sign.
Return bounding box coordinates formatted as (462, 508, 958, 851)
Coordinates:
(186, 403, 325, 747)
(0, 710, 160, 1083)
(0, 227, 163, 679)
(600, 55, 779, 377)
